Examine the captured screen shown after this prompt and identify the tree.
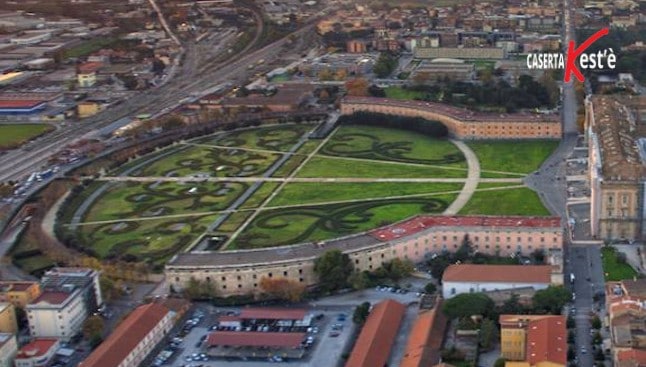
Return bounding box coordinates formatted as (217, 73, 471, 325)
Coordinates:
(592, 331, 602, 345)
(454, 234, 473, 262)
(386, 258, 415, 282)
(353, 302, 371, 324)
(594, 348, 605, 361)
(591, 315, 602, 329)
(479, 318, 498, 351)
(532, 286, 572, 314)
(531, 249, 546, 264)
(318, 68, 334, 81)
(259, 277, 306, 302)
(499, 293, 525, 315)
(428, 255, 451, 281)
(349, 271, 372, 290)
(183, 277, 217, 300)
(443, 293, 495, 319)
(413, 71, 432, 85)
(373, 52, 399, 78)
(314, 249, 354, 292)
(494, 358, 507, 367)
(82, 315, 105, 340)
(99, 276, 124, 301)
(345, 78, 369, 96)
(424, 282, 437, 294)
(567, 316, 575, 328)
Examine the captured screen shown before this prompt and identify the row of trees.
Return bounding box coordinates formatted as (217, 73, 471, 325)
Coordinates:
(339, 111, 449, 138)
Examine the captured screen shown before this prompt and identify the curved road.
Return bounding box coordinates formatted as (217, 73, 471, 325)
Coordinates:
(443, 140, 480, 215)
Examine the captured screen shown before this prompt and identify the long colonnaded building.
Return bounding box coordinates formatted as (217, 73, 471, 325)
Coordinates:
(586, 95, 646, 240)
(340, 97, 561, 139)
(166, 215, 563, 297)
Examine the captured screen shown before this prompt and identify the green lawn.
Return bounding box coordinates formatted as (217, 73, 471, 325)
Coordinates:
(239, 182, 280, 209)
(0, 124, 53, 149)
(296, 156, 467, 178)
(322, 125, 466, 166)
(601, 246, 639, 281)
(384, 86, 426, 100)
(83, 181, 248, 223)
(230, 194, 457, 249)
(62, 38, 118, 59)
(468, 140, 558, 175)
(269, 182, 463, 207)
(195, 124, 312, 152)
(459, 186, 551, 216)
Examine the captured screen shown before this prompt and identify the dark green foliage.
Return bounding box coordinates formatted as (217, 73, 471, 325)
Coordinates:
(314, 249, 354, 292)
(443, 293, 495, 319)
(424, 282, 437, 294)
(373, 52, 399, 78)
(353, 302, 371, 324)
(338, 112, 449, 138)
(479, 318, 498, 351)
(532, 286, 572, 314)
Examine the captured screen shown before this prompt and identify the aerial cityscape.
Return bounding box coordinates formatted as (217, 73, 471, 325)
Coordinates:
(0, 0, 644, 366)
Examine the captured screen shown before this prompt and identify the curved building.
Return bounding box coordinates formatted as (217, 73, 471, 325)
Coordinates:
(340, 97, 561, 139)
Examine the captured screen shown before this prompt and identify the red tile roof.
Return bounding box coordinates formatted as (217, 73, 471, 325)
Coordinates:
(79, 303, 171, 367)
(370, 215, 561, 241)
(400, 301, 448, 367)
(617, 348, 646, 364)
(526, 316, 567, 365)
(0, 100, 45, 109)
(442, 264, 552, 284)
(0, 281, 38, 292)
(345, 299, 406, 367)
(31, 291, 71, 305)
(207, 331, 306, 348)
(239, 308, 307, 320)
(77, 62, 103, 74)
(16, 338, 58, 359)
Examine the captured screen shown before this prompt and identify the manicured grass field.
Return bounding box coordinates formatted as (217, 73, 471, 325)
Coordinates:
(0, 124, 53, 149)
(230, 193, 457, 249)
(384, 86, 426, 100)
(268, 182, 463, 207)
(459, 186, 551, 216)
(83, 181, 248, 222)
(296, 157, 467, 178)
(62, 38, 117, 58)
(196, 124, 313, 152)
(468, 140, 559, 175)
(321, 126, 466, 167)
(601, 246, 639, 281)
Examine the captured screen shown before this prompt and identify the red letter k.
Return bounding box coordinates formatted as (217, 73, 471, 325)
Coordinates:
(564, 28, 609, 83)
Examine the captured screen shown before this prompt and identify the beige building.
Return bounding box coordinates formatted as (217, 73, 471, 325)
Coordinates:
(0, 333, 17, 367)
(0, 304, 16, 334)
(0, 282, 41, 309)
(585, 95, 646, 240)
(414, 47, 506, 60)
(26, 290, 87, 341)
(167, 216, 563, 297)
(340, 97, 562, 140)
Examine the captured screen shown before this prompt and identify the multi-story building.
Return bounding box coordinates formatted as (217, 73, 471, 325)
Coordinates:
(14, 339, 60, 367)
(585, 95, 646, 240)
(40, 267, 103, 314)
(500, 314, 566, 366)
(77, 62, 102, 88)
(167, 215, 563, 297)
(0, 304, 17, 334)
(340, 97, 562, 140)
(79, 303, 175, 367)
(442, 264, 559, 299)
(605, 279, 646, 366)
(412, 59, 476, 83)
(414, 46, 506, 60)
(0, 333, 17, 367)
(26, 290, 87, 340)
(0, 282, 41, 308)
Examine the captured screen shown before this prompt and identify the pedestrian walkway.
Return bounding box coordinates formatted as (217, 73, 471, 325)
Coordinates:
(443, 140, 480, 215)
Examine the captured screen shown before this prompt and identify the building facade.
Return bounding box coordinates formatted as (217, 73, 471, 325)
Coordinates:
(0, 282, 41, 308)
(79, 303, 175, 367)
(167, 216, 563, 297)
(0, 304, 17, 334)
(585, 95, 646, 240)
(0, 333, 17, 367)
(340, 97, 561, 140)
(26, 290, 87, 340)
(14, 339, 60, 367)
(500, 315, 567, 366)
(441, 264, 558, 299)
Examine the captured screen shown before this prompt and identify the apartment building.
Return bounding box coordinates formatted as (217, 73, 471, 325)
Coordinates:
(40, 267, 103, 314)
(500, 314, 567, 366)
(340, 97, 562, 140)
(0, 304, 17, 334)
(0, 333, 17, 367)
(14, 339, 60, 367)
(605, 279, 646, 366)
(26, 290, 87, 340)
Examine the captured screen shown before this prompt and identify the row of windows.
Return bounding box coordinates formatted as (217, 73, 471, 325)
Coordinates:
(211, 269, 304, 283)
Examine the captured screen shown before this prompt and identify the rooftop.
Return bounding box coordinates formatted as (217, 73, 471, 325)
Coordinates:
(589, 95, 646, 181)
(239, 308, 307, 320)
(30, 291, 72, 306)
(79, 303, 171, 367)
(442, 264, 552, 283)
(168, 215, 562, 269)
(342, 96, 560, 123)
(16, 338, 58, 359)
(345, 299, 406, 367)
(526, 316, 567, 365)
(400, 301, 447, 367)
(0, 281, 38, 292)
(207, 331, 306, 348)
(0, 100, 46, 109)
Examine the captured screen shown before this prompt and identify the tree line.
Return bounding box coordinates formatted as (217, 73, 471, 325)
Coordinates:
(339, 111, 449, 138)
